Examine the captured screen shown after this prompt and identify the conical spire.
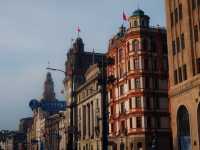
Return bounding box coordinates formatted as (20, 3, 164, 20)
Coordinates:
(42, 72, 56, 100)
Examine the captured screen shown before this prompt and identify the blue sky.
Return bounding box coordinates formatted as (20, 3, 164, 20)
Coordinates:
(0, 0, 165, 130)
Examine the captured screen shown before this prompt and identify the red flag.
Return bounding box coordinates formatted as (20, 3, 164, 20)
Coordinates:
(77, 26, 81, 33)
(123, 11, 128, 21)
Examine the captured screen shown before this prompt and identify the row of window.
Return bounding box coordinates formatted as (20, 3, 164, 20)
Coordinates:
(172, 33, 185, 55)
(174, 64, 187, 85)
(110, 116, 169, 133)
(171, 3, 182, 26)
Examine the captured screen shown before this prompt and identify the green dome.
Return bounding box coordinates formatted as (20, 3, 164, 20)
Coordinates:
(132, 9, 145, 16)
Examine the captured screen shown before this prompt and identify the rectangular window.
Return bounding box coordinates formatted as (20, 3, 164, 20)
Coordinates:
(135, 97, 141, 108)
(170, 12, 174, 27)
(172, 40, 176, 55)
(135, 78, 141, 89)
(181, 33, 185, 49)
(174, 70, 178, 84)
(128, 80, 132, 90)
(178, 67, 182, 82)
(136, 117, 142, 128)
(120, 84, 124, 96)
(120, 102, 125, 113)
(183, 64, 187, 80)
(128, 60, 131, 71)
(194, 25, 199, 42)
(129, 98, 132, 109)
(130, 118, 133, 128)
(175, 8, 178, 23)
(197, 58, 200, 73)
(134, 58, 139, 70)
(176, 37, 180, 52)
(179, 4, 183, 20)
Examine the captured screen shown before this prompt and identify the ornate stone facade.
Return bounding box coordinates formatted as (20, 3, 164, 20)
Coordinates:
(165, 0, 200, 149)
(107, 9, 171, 150)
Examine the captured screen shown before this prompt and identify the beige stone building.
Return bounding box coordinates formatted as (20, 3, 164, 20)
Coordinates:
(76, 64, 102, 150)
(165, 0, 200, 150)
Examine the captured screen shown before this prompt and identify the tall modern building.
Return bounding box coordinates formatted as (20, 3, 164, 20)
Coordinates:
(165, 0, 200, 150)
(107, 9, 171, 150)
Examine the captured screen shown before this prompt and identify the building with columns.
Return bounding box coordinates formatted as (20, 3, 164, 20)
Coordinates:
(64, 37, 104, 150)
(76, 64, 102, 150)
(165, 0, 200, 150)
(107, 9, 171, 150)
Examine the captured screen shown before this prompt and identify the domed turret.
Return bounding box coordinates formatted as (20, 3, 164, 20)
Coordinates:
(128, 9, 150, 29)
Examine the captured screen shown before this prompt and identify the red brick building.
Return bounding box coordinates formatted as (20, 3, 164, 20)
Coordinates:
(107, 9, 171, 150)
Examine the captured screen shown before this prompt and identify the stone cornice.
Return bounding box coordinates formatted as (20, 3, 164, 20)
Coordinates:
(169, 75, 200, 97)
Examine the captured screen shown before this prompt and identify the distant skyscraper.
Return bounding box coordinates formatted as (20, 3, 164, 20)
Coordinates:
(107, 9, 171, 150)
(165, 0, 200, 150)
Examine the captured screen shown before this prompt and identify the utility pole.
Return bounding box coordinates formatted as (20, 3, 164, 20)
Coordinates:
(97, 56, 114, 150)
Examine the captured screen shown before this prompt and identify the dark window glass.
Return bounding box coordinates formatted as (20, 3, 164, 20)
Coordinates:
(136, 117, 142, 128)
(128, 60, 131, 71)
(120, 84, 124, 96)
(172, 40, 176, 55)
(197, 58, 200, 73)
(175, 8, 178, 23)
(176, 37, 180, 52)
(179, 4, 183, 20)
(183, 64, 187, 80)
(128, 79, 132, 90)
(135, 97, 141, 108)
(178, 67, 182, 82)
(181, 33, 185, 49)
(135, 78, 141, 89)
(134, 58, 139, 70)
(129, 98, 132, 109)
(194, 25, 199, 42)
(130, 118, 133, 128)
(174, 70, 178, 85)
(170, 12, 174, 27)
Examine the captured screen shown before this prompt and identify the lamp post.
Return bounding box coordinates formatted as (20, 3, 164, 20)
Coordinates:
(97, 56, 115, 150)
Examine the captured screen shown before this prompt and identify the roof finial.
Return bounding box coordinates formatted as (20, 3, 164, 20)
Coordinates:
(77, 25, 81, 37)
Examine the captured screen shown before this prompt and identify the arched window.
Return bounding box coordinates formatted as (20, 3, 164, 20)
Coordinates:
(177, 105, 191, 150)
(132, 40, 140, 51)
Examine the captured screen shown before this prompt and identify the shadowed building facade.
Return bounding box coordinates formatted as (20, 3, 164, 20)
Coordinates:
(107, 9, 171, 150)
(165, 0, 200, 150)
(64, 37, 104, 150)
